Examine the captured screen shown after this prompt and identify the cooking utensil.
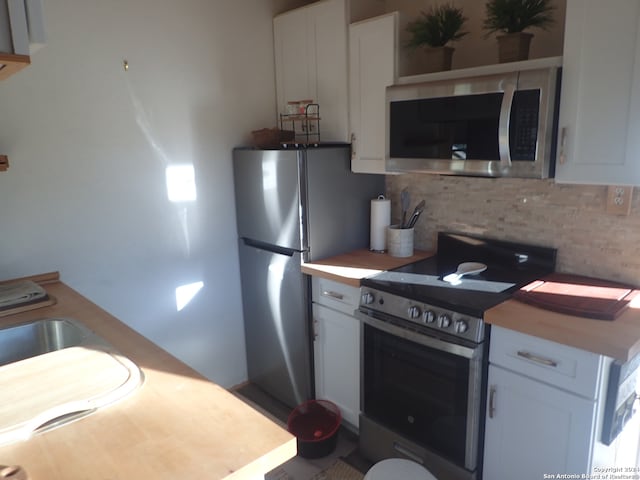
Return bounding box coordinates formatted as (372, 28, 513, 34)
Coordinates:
(407, 200, 425, 229)
(400, 188, 410, 228)
(443, 262, 487, 285)
(407, 210, 423, 229)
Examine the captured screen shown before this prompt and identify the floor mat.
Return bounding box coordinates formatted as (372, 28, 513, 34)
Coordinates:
(310, 459, 365, 480)
(266, 458, 365, 480)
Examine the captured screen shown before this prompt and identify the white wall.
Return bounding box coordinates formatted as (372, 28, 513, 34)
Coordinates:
(0, 0, 280, 387)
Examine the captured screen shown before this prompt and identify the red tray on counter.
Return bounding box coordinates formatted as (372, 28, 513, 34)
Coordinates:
(513, 273, 640, 321)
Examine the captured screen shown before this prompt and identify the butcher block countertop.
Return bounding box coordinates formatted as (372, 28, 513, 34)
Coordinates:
(485, 299, 640, 363)
(0, 273, 295, 480)
(301, 248, 434, 287)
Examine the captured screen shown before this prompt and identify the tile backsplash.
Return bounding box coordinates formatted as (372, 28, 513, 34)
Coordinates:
(387, 175, 640, 285)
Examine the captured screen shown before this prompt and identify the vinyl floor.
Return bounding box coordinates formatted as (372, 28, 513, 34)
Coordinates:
(232, 383, 373, 480)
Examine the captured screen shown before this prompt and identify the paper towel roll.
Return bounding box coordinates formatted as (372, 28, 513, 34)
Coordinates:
(370, 195, 391, 252)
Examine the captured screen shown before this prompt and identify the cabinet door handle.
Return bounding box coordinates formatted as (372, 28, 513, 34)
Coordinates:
(516, 350, 558, 367)
(322, 290, 344, 300)
(559, 127, 567, 164)
(489, 386, 497, 418)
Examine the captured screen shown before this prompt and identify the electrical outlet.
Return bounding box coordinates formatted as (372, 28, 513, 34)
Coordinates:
(606, 186, 633, 215)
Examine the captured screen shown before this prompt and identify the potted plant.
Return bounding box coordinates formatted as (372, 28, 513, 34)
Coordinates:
(406, 3, 468, 73)
(483, 0, 555, 63)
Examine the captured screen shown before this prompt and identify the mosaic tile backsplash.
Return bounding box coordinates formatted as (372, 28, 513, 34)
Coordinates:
(387, 175, 640, 285)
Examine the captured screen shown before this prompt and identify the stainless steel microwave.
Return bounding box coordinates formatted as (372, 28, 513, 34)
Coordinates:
(386, 57, 562, 178)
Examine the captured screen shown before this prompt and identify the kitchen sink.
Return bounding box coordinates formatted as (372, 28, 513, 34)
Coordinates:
(0, 318, 143, 445)
(0, 318, 111, 367)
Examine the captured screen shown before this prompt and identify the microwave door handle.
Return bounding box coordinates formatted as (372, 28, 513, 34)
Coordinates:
(498, 82, 516, 168)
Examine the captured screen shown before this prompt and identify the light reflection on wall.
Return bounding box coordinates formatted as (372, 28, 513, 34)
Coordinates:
(126, 78, 204, 315)
(166, 164, 197, 202)
(165, 164, 197, 257)
(175, 281, 204, 311)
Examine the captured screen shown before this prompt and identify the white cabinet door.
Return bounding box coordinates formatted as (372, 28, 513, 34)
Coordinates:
(483, 365, 597, 479)
(313, 302, 360, 429)
(349, 13, 398, 174)
(555, 0, 640, 185)
(273, 0, 349, 142)
(313, 0, 349, 143)
(274, 7, 314, 114)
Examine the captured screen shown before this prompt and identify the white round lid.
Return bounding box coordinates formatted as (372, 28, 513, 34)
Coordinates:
(364, 458, 437, 480)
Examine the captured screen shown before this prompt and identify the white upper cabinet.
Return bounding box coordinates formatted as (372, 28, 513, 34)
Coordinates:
(273, 0, 349, 143)
(349, 12, 398, 174)
(555, 0, 640, 185)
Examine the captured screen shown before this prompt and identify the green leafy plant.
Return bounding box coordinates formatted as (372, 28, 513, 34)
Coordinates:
(483, 0, 555, 35)
(406, 3, 468, 48)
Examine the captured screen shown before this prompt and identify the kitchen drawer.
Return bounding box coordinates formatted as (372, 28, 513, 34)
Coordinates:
(489, 325, 606, 399)
(311, 277, 360, 315)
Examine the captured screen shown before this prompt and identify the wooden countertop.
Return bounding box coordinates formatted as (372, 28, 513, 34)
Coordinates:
(301, 249, 434, 287)
(486, 298, 640, 363)
(0, 273, 295, 480)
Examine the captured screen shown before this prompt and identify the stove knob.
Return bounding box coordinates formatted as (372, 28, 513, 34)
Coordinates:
(422, 310, 436, 324)
(438, 314, 451, 329)
(455, 320, 469, 334)
(361, 292, 375, 305)
(408, 305, 421, 319)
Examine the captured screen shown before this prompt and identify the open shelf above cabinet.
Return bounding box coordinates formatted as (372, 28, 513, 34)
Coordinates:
(0, 52, 30, 80)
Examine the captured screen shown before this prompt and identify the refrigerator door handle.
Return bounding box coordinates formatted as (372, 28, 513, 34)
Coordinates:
(241, 237, 301, 257)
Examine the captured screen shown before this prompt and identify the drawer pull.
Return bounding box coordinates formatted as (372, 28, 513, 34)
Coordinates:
(516, 350, 558, 367)
(322, 290, 344, 300)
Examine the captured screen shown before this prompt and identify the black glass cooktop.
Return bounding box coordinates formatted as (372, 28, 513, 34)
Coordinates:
(361, 232, 557, 318)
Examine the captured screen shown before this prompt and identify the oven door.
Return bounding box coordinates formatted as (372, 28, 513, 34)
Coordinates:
(357, 312, 486, 472)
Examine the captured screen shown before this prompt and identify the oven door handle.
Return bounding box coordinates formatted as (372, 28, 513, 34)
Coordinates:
(355, 310, 478, 359)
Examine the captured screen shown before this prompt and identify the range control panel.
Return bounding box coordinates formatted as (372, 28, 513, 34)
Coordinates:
(359, 287, 485, 344)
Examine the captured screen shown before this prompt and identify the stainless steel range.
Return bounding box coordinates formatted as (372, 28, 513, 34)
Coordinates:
(355, 232, 557, 480)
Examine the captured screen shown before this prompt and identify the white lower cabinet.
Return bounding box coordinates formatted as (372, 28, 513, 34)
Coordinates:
(484, 326, 609, 479)
(483, 364, 597, 478)
(311, 277, 361, 430)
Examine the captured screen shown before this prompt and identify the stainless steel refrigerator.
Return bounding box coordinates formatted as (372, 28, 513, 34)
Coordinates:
(233, 144, 384, 408)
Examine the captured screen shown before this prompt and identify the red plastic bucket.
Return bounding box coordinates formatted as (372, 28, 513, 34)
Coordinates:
(287, 399, 342, 458)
